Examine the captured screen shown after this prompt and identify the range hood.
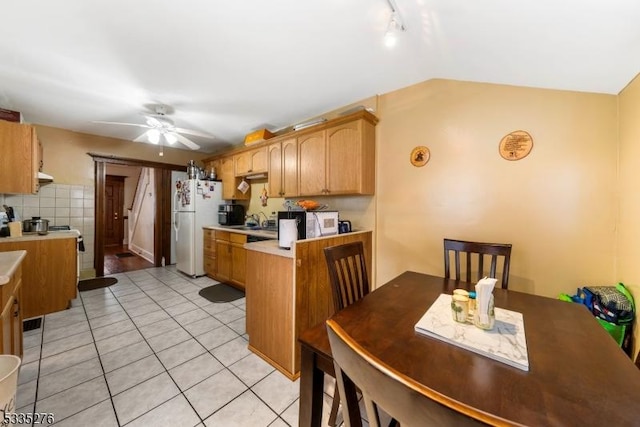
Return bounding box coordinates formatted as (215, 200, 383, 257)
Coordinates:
(38, 171, 54, 182)
(244, 173, 267, 180)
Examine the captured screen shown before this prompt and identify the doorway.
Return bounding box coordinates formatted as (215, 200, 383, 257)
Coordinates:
(105, 175, 125, 247)
(91, 154, 184, 277)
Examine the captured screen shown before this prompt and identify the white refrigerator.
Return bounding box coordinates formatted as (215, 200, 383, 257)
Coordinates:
(174, 179, 222, 277)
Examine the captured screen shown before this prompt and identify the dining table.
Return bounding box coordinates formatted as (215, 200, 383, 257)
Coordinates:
(298, 271, 640, 426)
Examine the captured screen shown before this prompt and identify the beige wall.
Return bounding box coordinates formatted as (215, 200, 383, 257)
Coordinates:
(376, 79, 618, 298)
(617, 73, 640, 358)
(35, 125, 209, 186)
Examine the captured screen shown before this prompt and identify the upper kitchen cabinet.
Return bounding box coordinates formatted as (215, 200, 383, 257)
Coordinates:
(234, 146, 267, 176)
(214, 157, 250, 200)
(298, 114, 377, 196)
(268, 138, 298, 198)
(0, 120, 41, 194)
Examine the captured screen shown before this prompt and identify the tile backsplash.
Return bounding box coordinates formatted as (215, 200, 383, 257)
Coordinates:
(1, 183, 95, 274)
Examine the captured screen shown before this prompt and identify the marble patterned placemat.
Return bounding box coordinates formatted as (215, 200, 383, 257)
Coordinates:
(414, 294, 529, 371)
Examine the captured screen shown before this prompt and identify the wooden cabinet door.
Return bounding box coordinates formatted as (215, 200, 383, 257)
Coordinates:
(267, 142, 283, 197)
(203, 229, 216, 277)
(0, 300, 11, 354)
(234, 151, 252, 176)
(250, 147, 268, 173)
(230, 243, 246, 289)
(0, 121, 37, 194)
(235, 147, 268, 176)
(326, 121, 362, 195)
(216, 240, 231, 282)
(221, 157, 249, 200)
(298, 130, 326, 196)
(281, 138, 298, 197)
(11, 280, 22, 358)
(230, 233, 247, 289)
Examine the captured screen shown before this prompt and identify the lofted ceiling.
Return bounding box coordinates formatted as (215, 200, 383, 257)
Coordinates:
(1, 0, 639, 153)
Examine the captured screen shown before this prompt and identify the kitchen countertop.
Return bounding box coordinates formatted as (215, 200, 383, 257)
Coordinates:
(203, 225, 278, 240)
(243, 229, 372, 259)
(0, 231, 79, 242)
(0, 250, 27, 285)
(245, 239, 295, 258)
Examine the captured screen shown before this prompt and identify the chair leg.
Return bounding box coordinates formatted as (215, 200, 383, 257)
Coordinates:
(328, 388, 340, 426)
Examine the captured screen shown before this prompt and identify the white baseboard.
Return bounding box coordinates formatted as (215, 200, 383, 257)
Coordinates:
(129, 243, 154, 263)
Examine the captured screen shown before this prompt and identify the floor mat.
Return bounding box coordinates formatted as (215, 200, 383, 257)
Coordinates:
(115, 252, 135, 258)
(78, 277, 118, 292)
(199, 283, 245, 303)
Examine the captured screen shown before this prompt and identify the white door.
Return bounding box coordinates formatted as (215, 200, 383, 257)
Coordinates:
(176, 211, 195, 276)
(170, 171, 188, 264)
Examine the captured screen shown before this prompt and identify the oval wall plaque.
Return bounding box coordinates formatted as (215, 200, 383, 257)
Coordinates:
(499, 130, 533, 161)
(410, 146, 430, 167)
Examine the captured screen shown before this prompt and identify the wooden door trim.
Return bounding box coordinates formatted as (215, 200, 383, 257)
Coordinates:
(90, 153, 184, 277)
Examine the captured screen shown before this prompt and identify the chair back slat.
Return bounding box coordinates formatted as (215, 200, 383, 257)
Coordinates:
(327, 319, 485, 427)
(324, 242, 370, 312)
(443, 238, 512, 289)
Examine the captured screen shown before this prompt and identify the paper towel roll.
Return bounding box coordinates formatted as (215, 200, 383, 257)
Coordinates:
(279, 219, 297, 249)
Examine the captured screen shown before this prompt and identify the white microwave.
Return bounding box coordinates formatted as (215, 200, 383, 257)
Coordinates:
(305, 211, 339, 238)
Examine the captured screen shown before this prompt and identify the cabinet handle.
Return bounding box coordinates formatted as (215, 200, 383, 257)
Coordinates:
(13, 298, 19, 317)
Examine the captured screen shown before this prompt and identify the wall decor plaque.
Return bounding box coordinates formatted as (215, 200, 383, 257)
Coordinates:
(410, 146, 430, 167)
(499, 130, 533, 161)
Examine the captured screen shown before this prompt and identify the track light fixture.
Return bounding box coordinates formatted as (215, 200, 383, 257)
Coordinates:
(384, 0, 406, 48)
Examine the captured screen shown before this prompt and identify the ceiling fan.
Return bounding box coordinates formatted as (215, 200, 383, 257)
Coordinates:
(94, 105, 212, 150)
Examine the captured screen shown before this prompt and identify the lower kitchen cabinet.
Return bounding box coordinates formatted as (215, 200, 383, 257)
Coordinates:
(0, 251, 25, 357)
(0, 236, 77, 318)
(213, 231, 247, 290)
(203, 229, 216, 277)
(246, 251, 293, 376)
(230, 233, 247, 288)
(245, 231, 372, 378)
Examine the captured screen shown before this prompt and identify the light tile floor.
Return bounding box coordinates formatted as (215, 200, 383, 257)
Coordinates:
(15, 266, 344, 427)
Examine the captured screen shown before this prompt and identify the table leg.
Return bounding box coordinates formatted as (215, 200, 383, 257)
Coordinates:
(300, 345, 324, 427)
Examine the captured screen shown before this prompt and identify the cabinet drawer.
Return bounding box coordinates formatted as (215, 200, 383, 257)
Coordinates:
(204, 258, 216, 275)
(204, 238, 215, 252)
(230, 233, 247, 244)
(216, 231, 230, 241)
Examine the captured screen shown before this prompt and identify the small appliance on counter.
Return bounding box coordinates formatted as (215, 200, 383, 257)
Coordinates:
(278, 218, 298, 249)
(0, 211, 9, 237)
(277, 210, 339, 240)
(218, 204, 245, 226)
(338, 220, 352, 234)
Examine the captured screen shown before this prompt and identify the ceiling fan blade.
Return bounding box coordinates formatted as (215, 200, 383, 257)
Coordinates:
(174, 133, 201, 150)
(174, 127, 215, 139)
(93, 120, 150, 129)
(133, 131, 149, 143)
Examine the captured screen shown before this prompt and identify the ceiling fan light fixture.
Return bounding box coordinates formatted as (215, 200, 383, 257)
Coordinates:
(147, 129, 160, 144)
(164, 133, 177, 144)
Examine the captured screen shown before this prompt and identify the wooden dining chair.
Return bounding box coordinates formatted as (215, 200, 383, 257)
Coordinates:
(324, 241, 370, 426)
(326, 319, 485, 427)
(324, 241, 370, 312)
(444, 238, 512, 289)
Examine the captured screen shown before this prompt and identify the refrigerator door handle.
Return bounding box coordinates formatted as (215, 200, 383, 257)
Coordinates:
(173, 210, 179, 238)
